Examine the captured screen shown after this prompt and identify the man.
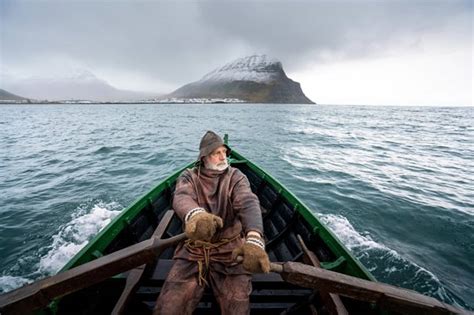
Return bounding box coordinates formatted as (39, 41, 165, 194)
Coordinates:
(154, 131, 270, 315)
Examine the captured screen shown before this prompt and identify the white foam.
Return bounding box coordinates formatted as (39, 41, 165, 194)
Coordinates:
(319, 213, 392, 253)
(318, 213, 453, 301)
(1, 201, 122, 293)
(0, 276, 32, 293)
(38, 201, 122, 275)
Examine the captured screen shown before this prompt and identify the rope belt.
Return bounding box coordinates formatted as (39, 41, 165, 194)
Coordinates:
(184, 234, 240, 286)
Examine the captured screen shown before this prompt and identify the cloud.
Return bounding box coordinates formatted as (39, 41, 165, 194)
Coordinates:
(1, 0, 472, 101)
(293, 46, 472, 106)
(1, 1, 242, 87)
(198, 0, 472, 69)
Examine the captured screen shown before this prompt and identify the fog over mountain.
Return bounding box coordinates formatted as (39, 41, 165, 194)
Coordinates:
(2, 70, 158, 101)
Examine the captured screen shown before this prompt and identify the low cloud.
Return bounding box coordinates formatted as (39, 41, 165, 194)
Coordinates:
(1, 0, 471, 93)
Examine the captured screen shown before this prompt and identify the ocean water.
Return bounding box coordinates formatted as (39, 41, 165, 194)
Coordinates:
(0, 104, 472, 310)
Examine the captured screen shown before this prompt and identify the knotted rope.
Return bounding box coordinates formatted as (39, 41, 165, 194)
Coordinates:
(184, 234, 240, 286)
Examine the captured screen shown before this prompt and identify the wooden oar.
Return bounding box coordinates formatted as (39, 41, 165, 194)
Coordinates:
(3, 239, 471, 315)
(0, 233, 186, 314)
(269, 261, 472, 315)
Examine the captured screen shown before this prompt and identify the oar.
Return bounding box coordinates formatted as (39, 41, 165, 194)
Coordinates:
(0, 233, 186, 314)
(4, 240, 471, 315)
(269, 261, 472, 315)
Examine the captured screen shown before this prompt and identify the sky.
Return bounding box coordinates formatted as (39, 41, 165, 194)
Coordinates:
(0, 0, 472, 106)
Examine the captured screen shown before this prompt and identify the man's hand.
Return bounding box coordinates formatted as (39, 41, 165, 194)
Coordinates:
(185, 211, 223, 241)
(232, 235, 270, 273)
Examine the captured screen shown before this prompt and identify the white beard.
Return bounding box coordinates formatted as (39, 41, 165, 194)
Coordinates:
(205, 159, 229, 171)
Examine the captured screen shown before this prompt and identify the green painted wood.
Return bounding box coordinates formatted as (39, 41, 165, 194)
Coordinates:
(320, 256, 347, 271)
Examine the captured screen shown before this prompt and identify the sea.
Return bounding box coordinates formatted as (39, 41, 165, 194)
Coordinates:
(0, 104, 472, 310)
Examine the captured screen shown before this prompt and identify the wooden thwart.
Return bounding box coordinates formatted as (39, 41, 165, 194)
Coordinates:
(111, 210, 176, 315)
(297, 234, 348, 315)
(270, 262, 471, 315)
(0, 232, 186, 314)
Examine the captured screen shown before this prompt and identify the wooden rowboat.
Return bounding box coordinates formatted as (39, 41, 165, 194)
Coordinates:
(0, 136, 468, 315)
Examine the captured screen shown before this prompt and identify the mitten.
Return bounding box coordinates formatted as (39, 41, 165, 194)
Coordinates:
(232, 235, 270, 273)
(184, 208, 223, 241)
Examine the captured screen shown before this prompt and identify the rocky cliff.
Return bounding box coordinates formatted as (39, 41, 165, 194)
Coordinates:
(168, 55, 314, 104)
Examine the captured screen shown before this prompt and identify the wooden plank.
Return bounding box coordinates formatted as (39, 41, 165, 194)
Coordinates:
(0, 233, 186, 314)
(148, 259, 299, 291)
(152, 210, 175, 239)
(297, 235, 349, 315)
(111, 210, 175, 315)
(270, 262, 472, 315)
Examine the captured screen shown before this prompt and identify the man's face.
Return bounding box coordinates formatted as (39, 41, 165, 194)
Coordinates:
(204, 145, 228, 170)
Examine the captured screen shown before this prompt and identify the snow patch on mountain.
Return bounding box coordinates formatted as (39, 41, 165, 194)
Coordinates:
(200, 55, 283, 83)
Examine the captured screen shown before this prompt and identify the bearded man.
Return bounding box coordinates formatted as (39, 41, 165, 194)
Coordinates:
(154, 131, 270, 315)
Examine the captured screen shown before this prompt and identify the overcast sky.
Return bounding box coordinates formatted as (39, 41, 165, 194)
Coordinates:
(1, 0, 472, 106)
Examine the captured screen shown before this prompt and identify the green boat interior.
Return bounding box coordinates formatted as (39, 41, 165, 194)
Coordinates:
(53, 158, 377, 315)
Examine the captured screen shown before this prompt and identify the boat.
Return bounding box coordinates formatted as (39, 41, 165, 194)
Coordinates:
(0, 135, 468, 315)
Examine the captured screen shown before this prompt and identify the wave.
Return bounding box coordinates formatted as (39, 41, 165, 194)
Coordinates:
(0, 201, 122, 293)
(93, 146, 122, 154)
(38, 201, 122, 275)
(0, 276, 32, 293)
(318, 213, 463, 306)
(282, 144, 474, 218)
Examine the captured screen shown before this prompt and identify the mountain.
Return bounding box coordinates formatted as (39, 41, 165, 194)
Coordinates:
(2, 70, 157, 102)
(0, 89, 30, 101)
(168, 55, 314, 104)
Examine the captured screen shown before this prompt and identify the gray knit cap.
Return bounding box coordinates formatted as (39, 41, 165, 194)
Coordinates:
(197, 131, 231, 163)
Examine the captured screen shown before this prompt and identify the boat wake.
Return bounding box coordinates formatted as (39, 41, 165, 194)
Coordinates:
(38, 201, 122, 275)
(0, 276, 31, 294)
(0, 201, 122, 293)
(318, 213, 462, 307)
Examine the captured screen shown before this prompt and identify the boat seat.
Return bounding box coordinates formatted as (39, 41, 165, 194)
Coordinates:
(112, 210, 176, 315)
(134, 259, 313, 314)
(146, 259, 298, 289)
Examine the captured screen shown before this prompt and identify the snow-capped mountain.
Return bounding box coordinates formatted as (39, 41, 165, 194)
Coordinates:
(200, 55, 283, 83)
(168, 55, 314, 104)
(2, 69, 156, 101)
